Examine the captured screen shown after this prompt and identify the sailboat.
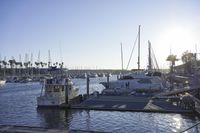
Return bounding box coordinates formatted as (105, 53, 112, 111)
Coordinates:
(101, 26, 165, 95)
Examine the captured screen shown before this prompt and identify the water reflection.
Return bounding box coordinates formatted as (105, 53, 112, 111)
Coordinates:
(37, 108, 70, 129)
(172, 115, 182, 132)
(36, 108, 200, 133)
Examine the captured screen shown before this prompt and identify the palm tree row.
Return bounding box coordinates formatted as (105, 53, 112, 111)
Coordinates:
(0, 59, 64, 69)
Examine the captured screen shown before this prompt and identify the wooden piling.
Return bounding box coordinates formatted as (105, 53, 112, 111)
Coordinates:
(87, 76, 90, 97)
(65, 78, 69, 104)
(107, 73, 109, 89)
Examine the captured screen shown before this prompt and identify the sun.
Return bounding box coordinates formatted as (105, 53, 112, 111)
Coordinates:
(162, 26, 193, 49)
(154, 25, 196, 68)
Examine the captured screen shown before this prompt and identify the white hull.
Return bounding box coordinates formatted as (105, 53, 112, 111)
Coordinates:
(0, 80, 6, 86)
(101, 71, 165, 95)
(37, 78, 78, 107)
(37, 96, 65, 107)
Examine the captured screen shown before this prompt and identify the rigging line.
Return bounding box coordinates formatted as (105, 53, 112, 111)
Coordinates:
(151, 49, 157, 70)
(151, 47, 160, 71)
(126, 33, 138, 70)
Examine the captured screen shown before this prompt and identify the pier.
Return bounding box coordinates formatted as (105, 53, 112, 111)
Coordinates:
(70, 95, 192, 114)
(0, 125, 111, 133)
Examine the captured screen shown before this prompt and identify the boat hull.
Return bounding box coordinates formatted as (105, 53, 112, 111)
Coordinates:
(0, 80, 6, 86)
(37, 96, 65, 107)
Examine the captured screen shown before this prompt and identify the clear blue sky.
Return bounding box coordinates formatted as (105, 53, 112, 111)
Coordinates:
(1, 0, 200, 69)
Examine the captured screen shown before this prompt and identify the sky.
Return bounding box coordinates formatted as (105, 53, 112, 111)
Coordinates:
(0, 0, 200, 69)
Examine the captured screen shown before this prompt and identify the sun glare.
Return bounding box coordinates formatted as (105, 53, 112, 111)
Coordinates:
(162, 26, 194, 52)
(155, 25, 196, 68)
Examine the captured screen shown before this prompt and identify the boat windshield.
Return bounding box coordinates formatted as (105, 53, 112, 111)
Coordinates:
(46, 78, 65, 84)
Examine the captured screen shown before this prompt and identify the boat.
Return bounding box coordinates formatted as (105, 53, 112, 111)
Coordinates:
(101, 70, 164, 95)
(0, 79, 6, 86)
(37, 77, 78, 107)
(88, 73, 98, 78)
(101, 26, 166, 95)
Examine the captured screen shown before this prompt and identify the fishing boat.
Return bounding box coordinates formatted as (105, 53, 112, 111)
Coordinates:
(37, 77, 78, 107)
(101, 26, 166, 95)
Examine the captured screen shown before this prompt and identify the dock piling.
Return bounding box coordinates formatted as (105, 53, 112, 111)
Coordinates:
(87, 76, 90, 97)
(107, 73, 109, 89)
(65, 78, 69, 104)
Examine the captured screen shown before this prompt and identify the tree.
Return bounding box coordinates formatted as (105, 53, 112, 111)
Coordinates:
(166, 54, 179, 73)
(181, 50, 196, 74)
(181, 50, 196, 63)
(167, 54, 179, 65)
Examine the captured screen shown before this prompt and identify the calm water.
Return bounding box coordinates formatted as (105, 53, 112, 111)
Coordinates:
(0, 77, 200, 133)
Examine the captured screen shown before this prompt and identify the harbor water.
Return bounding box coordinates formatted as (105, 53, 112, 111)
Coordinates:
(0, 76, 200, 133)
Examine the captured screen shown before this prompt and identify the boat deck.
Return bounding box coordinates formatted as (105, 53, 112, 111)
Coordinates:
(71, 95, 192, 113)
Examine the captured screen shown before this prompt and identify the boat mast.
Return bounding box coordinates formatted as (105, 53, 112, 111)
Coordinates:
(148, 41, 152, 70)
(137, 25, 141, 70)
(120, 42, 124, 73)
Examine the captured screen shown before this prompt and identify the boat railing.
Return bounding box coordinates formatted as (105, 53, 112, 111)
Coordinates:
(179, 121, 200, 133)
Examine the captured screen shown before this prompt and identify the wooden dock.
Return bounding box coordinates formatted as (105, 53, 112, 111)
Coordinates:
(0, 125, 111, 133)
(71, 95, 192, 113)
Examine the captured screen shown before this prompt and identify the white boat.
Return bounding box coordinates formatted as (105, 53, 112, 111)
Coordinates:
(37, 77, 78, 107)
(101, 26, 165, 95)
(101, 70, 164, 95)
(0, 79, 6, 86)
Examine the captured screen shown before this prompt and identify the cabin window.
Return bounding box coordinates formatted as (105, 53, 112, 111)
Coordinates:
(138, 79, 152, 84)
(46, 89, 52, 92)
(54, 88, 60, 92)
(54, 86, 60, 92)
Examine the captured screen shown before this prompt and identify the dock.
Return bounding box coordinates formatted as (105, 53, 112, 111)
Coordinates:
(70, 95, 192, 113)
(0, 125, 111, 133)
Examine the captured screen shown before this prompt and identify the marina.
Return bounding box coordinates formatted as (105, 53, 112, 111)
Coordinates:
(1, 29, 200, 132)
(1, 0, 200, 132)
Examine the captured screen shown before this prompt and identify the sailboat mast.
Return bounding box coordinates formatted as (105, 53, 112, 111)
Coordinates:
(137, 25, 141, 70)
(148, 41, 152, 70)
(120, 43, 124, 72)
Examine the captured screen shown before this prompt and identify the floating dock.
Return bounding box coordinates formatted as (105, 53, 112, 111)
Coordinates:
(0, 125, 111, 133)
(70, 95, 192, 114)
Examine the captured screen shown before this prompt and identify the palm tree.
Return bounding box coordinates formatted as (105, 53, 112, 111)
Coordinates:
(166, 54, 179, 73)
(35, 62, 40, 76)
(9, 59, 16, 76)
(181, 50, 196, 63)
(181, 51, 196, 74)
